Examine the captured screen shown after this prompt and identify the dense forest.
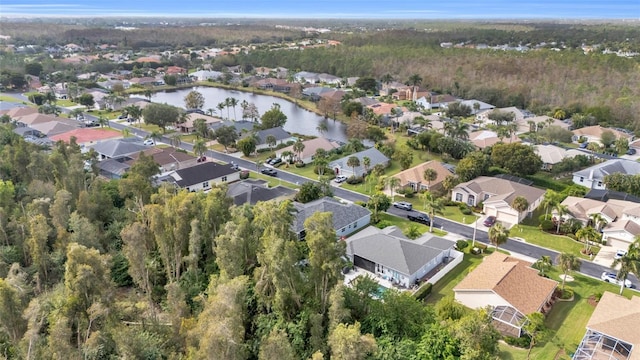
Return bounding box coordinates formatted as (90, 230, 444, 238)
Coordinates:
(239, 30, 640, 131)
(0, 120, 502, 359)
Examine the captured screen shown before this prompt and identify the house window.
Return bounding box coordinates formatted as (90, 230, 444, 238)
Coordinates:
(203, 181, 209, 188)
(341, 228, 345, 233)
(467, 195, 475, 206)
(579, 177, 584, 182)
(222, 176, 227, 182)
(597, 181, 602, 187)
(185, 187, 190, 192)
(455, 193, 463, 202)
(484, 194, 490, 201)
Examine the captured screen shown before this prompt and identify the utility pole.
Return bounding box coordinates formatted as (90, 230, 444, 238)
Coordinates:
(472, 216, 478, 247)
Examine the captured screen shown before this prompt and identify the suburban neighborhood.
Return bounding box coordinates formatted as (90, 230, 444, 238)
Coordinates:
(1, 16, 639, 360)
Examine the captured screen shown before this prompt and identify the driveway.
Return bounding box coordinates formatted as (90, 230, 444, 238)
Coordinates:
(593, 246, 617, 269)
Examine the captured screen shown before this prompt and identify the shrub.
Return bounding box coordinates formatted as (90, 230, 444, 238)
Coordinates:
(504, 335, 531, 348)
(256, 148, 274, 154)
(273, 162, 285, 168)
(414, 283, 433, 301)
(404, 192, 414, 198)
(540, 219, 555, 231)
(294, 161, 305, 168)
(474, 243, 488, 251)
(355, 201, 367, 207)
(239, 170, 250, 179)
(455, 240, 469, 250)
(314, 166, 333, 176)
(374, 220, 393, 229)
(346, 176, 364, 185)
(539, 214, 552, 223)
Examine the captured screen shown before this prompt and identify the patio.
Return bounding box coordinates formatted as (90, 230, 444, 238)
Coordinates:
(573, 329, 633, 360)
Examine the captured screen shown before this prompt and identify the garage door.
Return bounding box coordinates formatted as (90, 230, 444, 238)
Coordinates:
(497, 211, 519, 227)
(606, 237, 631, 251)
(353, 255, 375, 273)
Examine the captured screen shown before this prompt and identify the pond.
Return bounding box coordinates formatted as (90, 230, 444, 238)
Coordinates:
(149, 86, 349, 143)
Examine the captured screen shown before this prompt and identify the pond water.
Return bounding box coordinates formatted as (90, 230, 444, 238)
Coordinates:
(149, 86, 348, 143)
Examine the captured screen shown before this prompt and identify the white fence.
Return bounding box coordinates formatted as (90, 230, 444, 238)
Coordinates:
(427, 249, 464, 285)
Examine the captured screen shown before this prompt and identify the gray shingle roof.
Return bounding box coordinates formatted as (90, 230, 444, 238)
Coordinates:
(293, 197, 371, 234)
(347, 227, 455, 276)
(252, 127, 292, 145)
(227, 180, 295, 206)
(91, 138, 148, 158)
(171, 162, 237, 187)
(574, 159, 640, 180)
(329, 148, 390, 177)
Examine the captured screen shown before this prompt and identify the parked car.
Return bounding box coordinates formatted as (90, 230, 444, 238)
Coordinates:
(579, 142, 589, 149)
(393, 201, 413, 211)
(408, 213, 431, 225)
(601, 272, 633, 288)
(614, 249, 627, 260)
(483, 216, 497, 227)
(230, 161, 239, 170)
(261, 168, 277, 177)
(334, 175, 348, 183)
(267, 157, 282, 166)
(626, 148, 637, 155)
(143, 139, 155, 146)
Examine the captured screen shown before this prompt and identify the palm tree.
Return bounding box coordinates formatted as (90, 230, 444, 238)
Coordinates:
(170, 134, 182, 149)
(228, 97, 239, 121)
(362, 156, 371, 175)
(143, 88, 153, 101)
(316, 121, 328, 137)
(346, 156, 360, 178)
(511, 196, 529, 224)
(424, 193, 443, 233)
(69, 108, 84, 121)
(122, 127, 132, 138)
(98, 115, 108, 128)
(217, 102, 226, 120)
(293, 139, 305, 162)
(147, 130, 162, 143)
(193, 139, 208, 159)
(554, 204, 569, 234)
(556, 252, 581, 292)
(589, 213, 608, 232)
(533, 255, 553, 277)
(541, 190, 561, 219)
(423, 168, 437, 191)
(313, 155, 328, 175)
(265, 134, 277, 151)
(206, 108, 216, 116)
(240, 100, 249, 120)
(380, 74, 393, 86)
(611, 249, 639, 295)
(576, 226, 600, 255)
(256, 160, 263, 171)
(488, 223, 509, 252)
(224, 98, 233, 120)
(386, 177, 400, 202)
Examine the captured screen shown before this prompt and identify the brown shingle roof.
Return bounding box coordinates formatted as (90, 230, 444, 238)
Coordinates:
(587, 291, 640, 358)
(456, 176, 545, 207)
(392, 160, 451, 190)
(572, 125, 633, 140)
(454, 253, 558, 314)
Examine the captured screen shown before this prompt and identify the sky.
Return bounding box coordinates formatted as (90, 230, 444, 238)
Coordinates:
(1, 0, 639, 19)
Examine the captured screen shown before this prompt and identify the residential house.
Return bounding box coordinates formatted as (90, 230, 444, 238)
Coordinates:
(476, 107, 531, 125)
(190, 70, 223, 81)
(572, 125, 634, 145)
(49, 128, 122, 146)
(533, 144, 584, 170)
(276, 137, 340, 164)
(0, 106, 39, 119)
(573, 292, 640, 360)
(209, 120, 256, 135)
(128, 147, 198, 173)
(517, 115, 569, 133)
(90, 138, 149, 160)
(585, 189, 640, 204)
(302, 86, 334, 101)
(319, 89, 346, 103)
(29, 120, 79, 137)
(454, 99, 495, 114)
(329, 147, 390, 178)
(558, 196, 640, 250)
(11, 113, 59, 127)
(294, 71, 320, 84)
(367, 103, 408, 117)
(252, 78, 294, 93)
(317, 73, 341, 85)
(572, 159, 640, 190)
(351, 97, 380, 107)
(469, 130, 520, 149)
(293, 197, 371, 240)
(392, 160, 453, 192)
(416, 94, 458, 110)
(454, 252, 558, 337)
(177, 113, 222, 133)
(451, 176, 545, 226)
(226, 179, 296, 206)
(129, 77, 157, 86)
(346, 226, 461, 289)
(164, 162, 240, 192)
(243, 127, 296, 150)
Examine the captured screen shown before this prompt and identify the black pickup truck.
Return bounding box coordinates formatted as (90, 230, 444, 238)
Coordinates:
(407, 213, 431, 225)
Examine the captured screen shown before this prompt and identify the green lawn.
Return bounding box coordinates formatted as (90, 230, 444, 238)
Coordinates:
(248, 171, 300, 190)
(426, 248, 486, 305)
(0, 94, 30, 103)
(377, 213, 447, 237)
(441, 205, 480, 225)
(513, 225, 599, 260)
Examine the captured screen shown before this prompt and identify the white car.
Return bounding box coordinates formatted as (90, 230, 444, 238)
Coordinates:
(143, 139, 155, 146)
(614, 249, 627, 260)
(601, 272, 633, 288)
(334, 175, 348, 183)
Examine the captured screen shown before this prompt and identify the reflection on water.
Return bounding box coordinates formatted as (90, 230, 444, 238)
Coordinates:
(149, 87, 348, 143)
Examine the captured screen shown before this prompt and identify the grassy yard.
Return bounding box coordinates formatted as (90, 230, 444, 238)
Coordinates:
(441, 205, 480, 225)
(377, 213, 447, 237)
(512, 225, 599, 260)
(423, 241, 635, 360)
(0, 94, 30, 103)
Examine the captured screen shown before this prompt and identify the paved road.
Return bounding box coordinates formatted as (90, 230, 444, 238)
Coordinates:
(107, 119, 638, 290)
